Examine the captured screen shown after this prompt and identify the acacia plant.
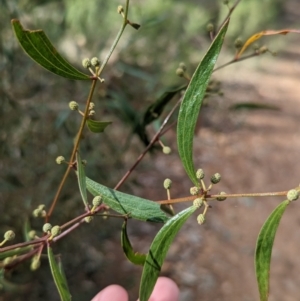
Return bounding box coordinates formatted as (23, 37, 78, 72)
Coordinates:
(1, 1, 300, 301)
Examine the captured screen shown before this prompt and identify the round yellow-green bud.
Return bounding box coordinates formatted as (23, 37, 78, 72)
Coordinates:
(176, 68, 185, 77)
(3, 257, 13, 266)
(234, 38, 243, 49)
(32, 208, 40, 218)
(37, 204, 45, 211)
(211, 173, 221, 184)
(4, 230, 15, 241)
(85, 216, 93, 223)
(50, 225, 61, 238)
(42, 223, 52, 233)
(216, 192, 227, 201)
(196, 168, 205, 180)
(69, 101, 79, 111)
(179, 62, 186, 71)
(162, 146, 171, 155)
(206, 23, 214, 33)
(30, 256, 41, 271)
(163, 179, 172, 190)
(190, 186, 200, 196)
(89, 110, 95, 116)
(259, 46, 268, 54)
(193, 198, 203, 208)
(92, 196, 103, 207)
(82, 58, 91, 69)
(197, 214, 206, 225)
(91, 57, 100, 67)
(89, 102, 95, 110)
(28, 230, 37, 240)
(117, 5, 124, 14)
(287, 189, 299, 201)
(56, 156, 65, 165)
(82, 160, 87, 166)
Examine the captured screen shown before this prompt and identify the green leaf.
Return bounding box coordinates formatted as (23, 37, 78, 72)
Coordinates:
(47, 245, 72, 301)
(86, 119, 112, 133)
(121, 220, 146, 265)
(255, 200, 289, 301)
(11, 19, 90, 80)
(86, 177, 169, 223)
(76, 152, 89, 208)
(139, 205, 197, 301)
(177, 20, 229, 186)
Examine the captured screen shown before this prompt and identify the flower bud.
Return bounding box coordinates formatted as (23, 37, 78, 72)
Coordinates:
(82, 58, 91, 69)
(190, 186, 200, 195)
(85, 216, 93, 223)
(56, 156, 65, 165)
(117, 5, 124, 14)
(89, 102, 95, 110)
(287, 189, 299, 201)
(259, 46, 268, 54)
(91, 57, 100, 67)
(69, 101, 79, 111)
(176, 68, 185, 77)
(92, 196, 103, 207)
(42, 223, 52, 233)
(28, 230, 36, 240)
(193, 198, 203, 208)
(4, 230, 15, 241)
(50, 225, 61, 238)
(206, 23, 214, 33)
(216, 192, 227, 201)
(163, 179, 172, 190)
(197, 214, 205, 225)
(234, 38, 243, 49)
(179, 62, 186, 71)
(162, 146, 171, 154)
(89, 110, 95, 116)
(196, 168, 205, 180)
(3, 257, 13, 266)
(211, 173, 221, 184)
(30, 256, 41, 271)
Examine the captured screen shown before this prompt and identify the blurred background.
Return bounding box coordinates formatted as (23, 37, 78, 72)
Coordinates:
(1, 0, 300, 300)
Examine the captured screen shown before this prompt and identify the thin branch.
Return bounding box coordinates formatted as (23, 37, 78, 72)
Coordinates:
(216, 0, 241, 34)
(114, 97, 182, 190)
(213, 52, 260, 72)
(47, 79, 97, 220)
(157, 190, 289, 205)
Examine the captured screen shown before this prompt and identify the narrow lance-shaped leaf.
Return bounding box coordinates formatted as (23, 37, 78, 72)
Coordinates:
(86, 177, 169, 223)
(47, 245, 72, 301)
(11, 19, 90, 80)
(121, 220, 146, 266)
(139, 205, 198, 301)
(86, 119, 112, 133)
(76, 152, 89, 209)
(237, 29, 300, 58)
(255, 200, 290, 301)
(177, 19, 229, 186)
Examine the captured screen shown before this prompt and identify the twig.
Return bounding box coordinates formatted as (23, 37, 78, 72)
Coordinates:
(114, 97, 183, 190)
(157, 190, 289, 205)
(216, 0, 241, 34)
(213, 52, 260, 72)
